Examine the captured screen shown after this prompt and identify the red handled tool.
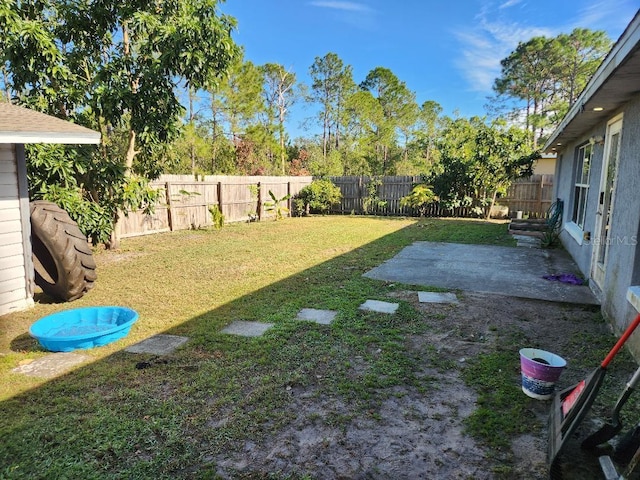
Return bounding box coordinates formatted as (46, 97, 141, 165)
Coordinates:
(548, 313, 640, 478)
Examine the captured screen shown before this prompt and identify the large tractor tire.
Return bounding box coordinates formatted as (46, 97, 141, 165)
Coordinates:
(30, 200, 97, 302)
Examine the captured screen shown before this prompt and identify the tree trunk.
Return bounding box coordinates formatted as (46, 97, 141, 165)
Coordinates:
(115, 128, 137, 250)
(335, 99, 341, 149)
(3, 67, 11, 102)
(211, 104, 219, 173)
(125, 129, 136, 174)
(279, 123, 285, 174)
(189, 87, 196, 175)
(486, 190, 498, 221)
(322, 109, 329, 159)
(97, 116, 109, 163)
(107, 229, 121, 250)
(279, 104, 286, 174)
(383, 145, 388, 174)
(106, 212, 121, 250)
(122, 21, 139, 174)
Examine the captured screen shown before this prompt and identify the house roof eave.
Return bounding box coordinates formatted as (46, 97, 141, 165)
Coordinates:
(0, 103, 101, 145)
(0, 131, 101, 145)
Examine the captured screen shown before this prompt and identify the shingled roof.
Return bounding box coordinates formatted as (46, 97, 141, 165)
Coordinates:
(0, 102, 100, 144)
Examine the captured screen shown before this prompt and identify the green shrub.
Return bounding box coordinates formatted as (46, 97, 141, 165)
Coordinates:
(362, 176, 387, 214)
(293, 198, 306, 217)
(208, 204, 225, 229)
(400, 184, 438, 217)
(296, 179, 342, 215)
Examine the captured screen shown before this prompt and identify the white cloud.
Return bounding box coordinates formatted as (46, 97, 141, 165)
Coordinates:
(453, 5, 554, 93)
(499, 0, 523, 9)
(571, 1, 638, 40)
(455, 0, 638, 95)
(454, 31, 503, 92)
(309, 1, 373, 13)
(309, 1, 377, 31)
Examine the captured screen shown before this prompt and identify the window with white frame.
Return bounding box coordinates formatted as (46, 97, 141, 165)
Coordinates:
(572, 143, 592, 229)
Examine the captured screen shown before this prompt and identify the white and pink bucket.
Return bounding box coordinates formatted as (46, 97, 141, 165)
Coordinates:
(519, 348, 567, 400)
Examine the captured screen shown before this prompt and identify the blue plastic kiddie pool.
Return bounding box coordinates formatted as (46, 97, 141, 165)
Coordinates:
(29, 306, 139, 352)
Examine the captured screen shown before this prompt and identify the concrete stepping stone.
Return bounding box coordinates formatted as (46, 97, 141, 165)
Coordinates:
(296, 308, 337, 325)
(359, 299, 399, 314)
(418, 292, 459, 304)
(221, 320, 273, 337)
(125, 334, 189, 355)
(11, 352, 89, 378)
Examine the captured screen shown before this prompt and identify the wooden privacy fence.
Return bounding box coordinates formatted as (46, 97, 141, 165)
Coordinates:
(500, 174, 554, 218)
(329, 176, 419, 216)
(328, 174, 553, 218)
(115, 175, 312, 238)
(116, 173, 553, 238)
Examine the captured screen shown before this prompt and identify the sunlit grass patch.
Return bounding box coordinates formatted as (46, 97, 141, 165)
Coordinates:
(0, 216, 514, 478)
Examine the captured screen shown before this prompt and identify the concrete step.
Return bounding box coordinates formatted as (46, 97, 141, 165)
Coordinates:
(509, 229, 545, 238)
(509, 222, 548, 232)
(512, 234, 543, 248)
(513, 218, 547, 224)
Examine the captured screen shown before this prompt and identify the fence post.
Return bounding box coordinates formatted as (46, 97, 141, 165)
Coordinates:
(537, 176, 543, 217)
(287, 181, 292, 218)
(257, 181, 262, 221)
(165, 182, 174, 231)
(217, 182, 223, 216)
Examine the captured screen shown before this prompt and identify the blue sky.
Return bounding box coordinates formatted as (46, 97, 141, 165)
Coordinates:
(221, 0, 638, 139)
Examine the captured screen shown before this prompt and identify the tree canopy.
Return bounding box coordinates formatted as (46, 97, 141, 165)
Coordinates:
(0, 2, 614, 243)
(1, 0, 239, 246)
(492, 28, 611, 146)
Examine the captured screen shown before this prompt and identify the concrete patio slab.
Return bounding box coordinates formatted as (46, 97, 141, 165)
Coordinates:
(221, 321, 273, 337)
(364, 241, 598, 305)
(418, 292, 459, 304)
(125, 334, 189, 355)
(296, 308, 337, 325)
(513, 234, 542, 248)
(11, 352, 89, 378)
(359, 300, 399, 314)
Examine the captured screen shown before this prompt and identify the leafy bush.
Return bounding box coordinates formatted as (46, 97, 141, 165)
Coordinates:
(27, 144, 160, 245)
(37, 182, 112, 242)
(362, 176, 387, 214)
(293, 198, 306, 217)
(400, 184, 438, 217)
(208, 204, 225, 229)
(295, 179, 342, 215)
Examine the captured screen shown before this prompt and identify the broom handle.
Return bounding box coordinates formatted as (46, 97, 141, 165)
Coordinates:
(602, 313, 640, 368)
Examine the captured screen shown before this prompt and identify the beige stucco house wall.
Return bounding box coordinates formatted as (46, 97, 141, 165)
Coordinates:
(532, 153, 556, 175)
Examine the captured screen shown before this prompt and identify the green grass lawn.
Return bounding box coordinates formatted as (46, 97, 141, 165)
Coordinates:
(0, 216, 515, 478)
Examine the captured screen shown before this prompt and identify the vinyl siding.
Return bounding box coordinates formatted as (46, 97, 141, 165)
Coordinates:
(0, 143, 31, 316)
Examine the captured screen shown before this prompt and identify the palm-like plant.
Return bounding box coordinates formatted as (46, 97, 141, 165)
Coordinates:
(264, 190, 291, 220)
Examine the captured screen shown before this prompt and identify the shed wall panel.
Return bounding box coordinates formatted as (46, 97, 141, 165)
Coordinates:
(0, 143, 30, 316)
(0, 231, 23, 247)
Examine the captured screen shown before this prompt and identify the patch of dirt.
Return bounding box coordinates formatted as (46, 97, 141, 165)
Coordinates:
(212, 291, 635, 480)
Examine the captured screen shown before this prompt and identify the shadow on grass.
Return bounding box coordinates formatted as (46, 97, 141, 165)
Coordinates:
(0, 218, 516, 478)
(9, 333, 40, 353)
(32, 292, 63, 305)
